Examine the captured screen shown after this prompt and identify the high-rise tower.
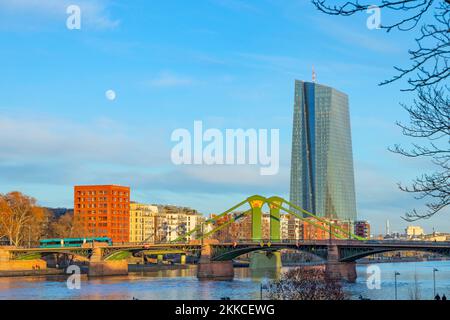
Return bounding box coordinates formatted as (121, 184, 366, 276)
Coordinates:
(289, 80, 357, 221)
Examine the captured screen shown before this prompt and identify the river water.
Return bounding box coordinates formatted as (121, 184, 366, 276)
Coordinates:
(0, 260, 449, 300)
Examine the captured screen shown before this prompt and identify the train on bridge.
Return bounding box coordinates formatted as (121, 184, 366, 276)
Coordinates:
(39, 237, 112, 248)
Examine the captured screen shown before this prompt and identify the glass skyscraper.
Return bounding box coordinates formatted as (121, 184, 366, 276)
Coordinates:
(289, 80, 357, 221)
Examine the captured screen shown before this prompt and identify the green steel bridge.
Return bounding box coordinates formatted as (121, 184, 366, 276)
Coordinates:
(2, 195, 450, 281)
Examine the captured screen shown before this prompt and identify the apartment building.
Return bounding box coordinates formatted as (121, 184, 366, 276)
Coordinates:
(74, 185, 130, 243)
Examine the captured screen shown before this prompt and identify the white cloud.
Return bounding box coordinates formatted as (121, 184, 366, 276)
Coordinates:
(0, 115, 167, 165)
(0, 114, 289, 197)
(147, 72, 195, 88)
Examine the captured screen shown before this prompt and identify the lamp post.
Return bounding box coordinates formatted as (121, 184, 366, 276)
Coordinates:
(28, 225, 32, 248)
(201, 223, 204, 247)
(394, 271, 400, 300)
(433, 268, 439, 298)
(329, 221, 334, 244)
(348, 220, 351, 240)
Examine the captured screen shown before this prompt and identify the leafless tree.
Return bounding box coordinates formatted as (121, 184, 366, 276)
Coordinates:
(47, 211, 84, 239)
(0, 192, 49, 247)
(267, 267, 347, 300)
(391, 86, 449, 220)
(312, 0, 449, 220)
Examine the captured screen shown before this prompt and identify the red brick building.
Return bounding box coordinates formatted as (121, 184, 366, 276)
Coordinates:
(74, 185, 130, 243)
(301, 218, 354, 240)
(301, 218, 329, 240)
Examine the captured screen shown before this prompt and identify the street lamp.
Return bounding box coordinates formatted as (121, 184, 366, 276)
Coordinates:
(433, 268, 439, 298)
(394, 271, 400, 300)
(28, 225, 32, 248)
(348, 219, 352, 240)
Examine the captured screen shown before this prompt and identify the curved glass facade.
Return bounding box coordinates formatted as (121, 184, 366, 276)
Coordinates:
(289, 80, 357, 221)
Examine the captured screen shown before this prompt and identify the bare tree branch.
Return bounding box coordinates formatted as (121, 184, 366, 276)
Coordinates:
(312, 1, 450, 220)
(390, 86, 449, 221)
(312, 0, 450, 91)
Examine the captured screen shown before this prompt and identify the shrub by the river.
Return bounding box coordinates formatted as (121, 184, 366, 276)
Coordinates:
(267, 267, 347, 300)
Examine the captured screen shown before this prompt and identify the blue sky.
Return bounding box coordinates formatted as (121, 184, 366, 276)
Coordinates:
(0, 0, 448, 234)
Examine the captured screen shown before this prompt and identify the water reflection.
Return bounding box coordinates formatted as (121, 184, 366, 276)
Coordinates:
(0, 261, 448, 300)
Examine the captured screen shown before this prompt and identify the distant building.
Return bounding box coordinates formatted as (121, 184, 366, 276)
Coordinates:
(384, 232, 403, 240)
(287, 216, 302, 241)
(354, 221, 371, 239)
(262, 213, 271, 239)
(423, 233, 450, 242)
(290, 80, 357, 221)
(0, 236, 9, 246)
(232, 213, 252, 240)
(301, 218, 328, 240)
(129, 203, 159, 243)
(207, 213, 233, 242)
(300, 218, 354, 240)
(333, 220, 353, 238)
(280, 215, 290, 240)
(157, 205, 204, 242)
(74, 185, 130, 243)
(208, 212, 303, 242)
(406, 226, 425, 238)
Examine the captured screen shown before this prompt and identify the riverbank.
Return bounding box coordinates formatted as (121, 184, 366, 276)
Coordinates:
(357, 257, 450, 264)
(282, 257, 450, 267)
(0, 263, 194, 278)
(0, 269, 65, 277)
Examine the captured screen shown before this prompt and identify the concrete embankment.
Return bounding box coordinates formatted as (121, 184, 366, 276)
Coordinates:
(0, 269, 65, 277)
(0, 264, 192, 277)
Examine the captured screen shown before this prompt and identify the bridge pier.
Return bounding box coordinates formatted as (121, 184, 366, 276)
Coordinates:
(0, 249, 47, 272)
(249, 251, 281, 270)
(197, 243, 234, 281)
(325, 261, 357, 283)
(197, 261, 234, 281)
(325, 244, 357, 283)
(180, 254, 186, 265)
(88, 261, 128, 277)
(87, 248, 128, 277)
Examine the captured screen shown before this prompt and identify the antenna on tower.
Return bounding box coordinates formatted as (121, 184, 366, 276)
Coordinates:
(312, 65, 317, 83)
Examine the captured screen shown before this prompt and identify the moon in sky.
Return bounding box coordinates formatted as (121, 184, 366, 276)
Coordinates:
(105, 89, 116, 101)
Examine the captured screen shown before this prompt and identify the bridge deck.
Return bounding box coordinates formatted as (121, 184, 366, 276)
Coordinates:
(6, 240, 449, 253)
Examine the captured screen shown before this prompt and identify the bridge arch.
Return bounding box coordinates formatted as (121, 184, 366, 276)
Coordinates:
(100, 246, 201, 261)
(13, 250, 91, 263)
(210, 245, 328, 262)
(339, 246, 450, 262)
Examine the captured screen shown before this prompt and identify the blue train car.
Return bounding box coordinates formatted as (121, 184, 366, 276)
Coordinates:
(39, 237, 112, 248)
